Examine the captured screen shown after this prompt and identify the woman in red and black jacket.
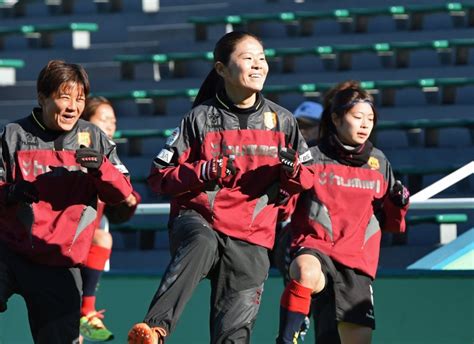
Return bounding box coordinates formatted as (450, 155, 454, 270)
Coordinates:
(128, 31, 313, 344)
(276, 81, 410, 344)
(0, 60, 132, 343)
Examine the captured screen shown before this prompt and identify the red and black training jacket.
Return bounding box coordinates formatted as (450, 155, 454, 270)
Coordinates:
(148, 93, 313, 249)
(289, 145, 409, 278)
(0, 109, 132, 267)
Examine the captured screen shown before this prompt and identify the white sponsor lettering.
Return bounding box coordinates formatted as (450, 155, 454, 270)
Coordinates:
(318, 172, 381, 193)
(299, 150, 313, 163)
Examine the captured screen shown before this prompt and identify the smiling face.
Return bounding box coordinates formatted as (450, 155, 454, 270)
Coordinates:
(39, 82, 86, 132)
(88, 103, 117, 139)
(215, 36, 268, 105)
(332, 102, 374, 146)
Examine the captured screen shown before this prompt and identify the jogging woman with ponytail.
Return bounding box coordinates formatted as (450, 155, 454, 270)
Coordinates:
(276, 80, 410, 344)
(127, 31, 313, 344)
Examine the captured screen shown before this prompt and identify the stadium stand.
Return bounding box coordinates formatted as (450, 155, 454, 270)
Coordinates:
(0, 0, 473, 342)
(0, 22, 98, 49)
(0, 57, 23, 85)
(188, 2, 474, 40)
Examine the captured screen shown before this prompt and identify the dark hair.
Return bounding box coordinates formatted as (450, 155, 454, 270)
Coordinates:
(82, 96, 113, 121)
(319, 80, 377, 140)
(37, 60, 90, 100)
(192, 31, 263, 108)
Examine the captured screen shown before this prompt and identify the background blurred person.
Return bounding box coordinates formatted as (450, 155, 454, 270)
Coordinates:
(79, 96, 140, 342)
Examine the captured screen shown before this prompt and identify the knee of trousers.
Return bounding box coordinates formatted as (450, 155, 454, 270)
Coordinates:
(211, 284, 263, 343)
(171, 226, 218, 260)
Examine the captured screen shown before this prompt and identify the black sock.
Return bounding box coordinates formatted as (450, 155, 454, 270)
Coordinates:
(276, 306, 307, 344)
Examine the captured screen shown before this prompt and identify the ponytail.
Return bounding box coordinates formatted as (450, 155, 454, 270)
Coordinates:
(192, 69, 223, 108)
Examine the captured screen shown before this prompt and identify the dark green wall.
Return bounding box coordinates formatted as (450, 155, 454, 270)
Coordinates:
(0, 274, 473, 343)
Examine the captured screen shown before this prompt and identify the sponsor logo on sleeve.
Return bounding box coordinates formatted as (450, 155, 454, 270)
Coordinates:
(299, 150, 313, 163)
(166, 127, 180, 146)
(156, 148, 174, 164)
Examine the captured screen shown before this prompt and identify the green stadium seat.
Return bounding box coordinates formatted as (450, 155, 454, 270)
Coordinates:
(114, 128, 173, 155)
(112, 38, 474, 80)
(374, 118, 474, 147)
(113, 119, 473, 157)
(188, 2, 474, 41)
(0, 22, 98, 49)
(0, 58, 24, 85)
(93, 88, 199, 115)
(96, 77, 474, 116)
(0, 0, 158, 15)
(114, 51, 214, 81)
(188, 15, 243, 41)
(394, 164, 463, 193)
(407, 213, 468, 244)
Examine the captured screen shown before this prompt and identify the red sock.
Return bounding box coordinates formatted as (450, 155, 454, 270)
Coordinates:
(85, 244, 111, 271)
(280, 279, 313, 314)
(81, 296, 96, 316)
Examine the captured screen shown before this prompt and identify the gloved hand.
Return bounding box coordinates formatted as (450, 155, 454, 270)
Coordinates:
(279, 147, 300, 177)
(201, 156, 236, 181)
(390, 180, 410, 207)
(276, 188, 291, 206)
(6, 180, 39, 204)
(75, 145, 103, 170)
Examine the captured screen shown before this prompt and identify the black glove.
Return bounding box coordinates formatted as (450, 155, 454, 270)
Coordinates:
(201, 156, 236, 181)
(6, 180, 39, 204)
(279, 147, 300, 177)
(276, 188, 291, 206)
(390, 180, 410, 207)
(75, 145, 103, 170)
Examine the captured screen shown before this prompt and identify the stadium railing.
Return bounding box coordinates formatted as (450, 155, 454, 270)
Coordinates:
(114, 118, 474, 155)
(113, 38, 474, 80)
(373, 117, 474, 147)
(114, 51, 214, 81)
(0, 58, 24, 85)
(0, 0, 160, 15)
(114, 162, 474, 250)
(0, 22, 98, 49)
(94, 77, 474, 115)
(188, 2, 474, 41)
(110, 213, 469, 249)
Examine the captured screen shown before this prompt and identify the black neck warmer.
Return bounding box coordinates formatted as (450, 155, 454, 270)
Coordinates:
(320, 132, 373, 167)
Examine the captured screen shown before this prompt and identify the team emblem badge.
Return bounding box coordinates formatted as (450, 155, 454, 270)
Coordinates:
(368, 156, 380, 170)
(263, 112, 277, 130)
(78, 132, 91, 147)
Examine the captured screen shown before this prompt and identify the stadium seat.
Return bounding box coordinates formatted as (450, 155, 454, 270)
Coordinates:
(114, 51, 214, 81)
(0, 58, 24, 85)
(92, 88, 199, 115)
(407, 213, 468, 244)
(0, 22, 98, 49)
(112, 38, 474, 79)
(374, 118, 474, 147)
(188, 2, 474, 41)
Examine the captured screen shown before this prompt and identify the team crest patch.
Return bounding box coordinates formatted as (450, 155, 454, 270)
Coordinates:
(78, 132, 91, 147)
(263, 112, 277, 130)
(368, 156, 380, 170)
(166, 127, 180, 146)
